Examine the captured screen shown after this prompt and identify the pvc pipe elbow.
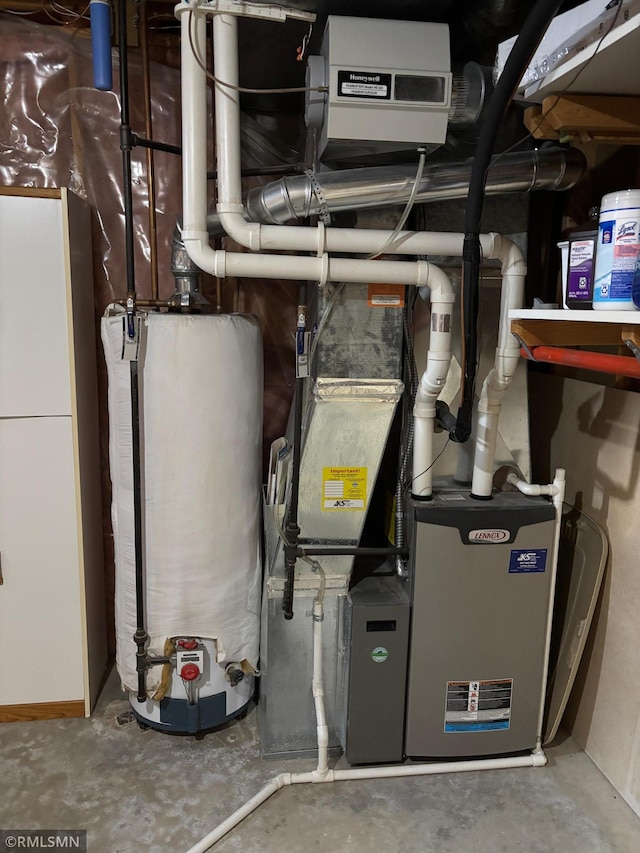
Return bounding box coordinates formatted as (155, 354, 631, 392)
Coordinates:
(182, 232, 226, 277)
(217, 207, 262, 251)
(425, 265, 455, 300)
(490, 233, 527, 276)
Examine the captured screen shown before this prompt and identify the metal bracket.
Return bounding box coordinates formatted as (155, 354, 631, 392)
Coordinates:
(121, 313, 143, 362)
(181, 1, 316, 23)
(514, 333, 538, 362)
(624, 337, 640, 361)
(305, 169, 331, 225)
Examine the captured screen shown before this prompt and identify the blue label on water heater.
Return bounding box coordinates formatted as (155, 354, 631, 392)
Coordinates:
(509, 549, 547, 573)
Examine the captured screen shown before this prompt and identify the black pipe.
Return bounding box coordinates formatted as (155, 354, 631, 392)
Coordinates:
(452, 0, 564, 446)
(130, 360, 148, 702)
(119, 0, 148, 699)
(282, 281, 307, 620)
(206, 163, 309, 180)
(118, 0, 136, 301)
(133, 134, 182, 156)
(298, 547, 409, 557)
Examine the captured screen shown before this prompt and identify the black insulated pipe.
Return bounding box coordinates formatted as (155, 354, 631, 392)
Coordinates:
(452, 0, 565, 445)
(283, 281, 307, 620)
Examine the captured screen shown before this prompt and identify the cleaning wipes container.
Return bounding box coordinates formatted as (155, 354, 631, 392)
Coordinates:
(593, 189, 640, 310)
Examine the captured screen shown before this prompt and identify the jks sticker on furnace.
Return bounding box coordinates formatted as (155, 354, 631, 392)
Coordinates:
(322, 466, 368, 510)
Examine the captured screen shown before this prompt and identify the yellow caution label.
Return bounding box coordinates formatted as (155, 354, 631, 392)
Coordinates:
(322, 467, 367, 511)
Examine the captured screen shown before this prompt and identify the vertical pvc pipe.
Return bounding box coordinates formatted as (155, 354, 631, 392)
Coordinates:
(212, 14, 243, 208)
(181, 9, 209, 242)
(470, 263, 525, 499)
(535, 469, 566, 747)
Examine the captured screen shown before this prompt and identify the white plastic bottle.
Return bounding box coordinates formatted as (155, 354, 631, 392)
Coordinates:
(593, 189, 640, 310)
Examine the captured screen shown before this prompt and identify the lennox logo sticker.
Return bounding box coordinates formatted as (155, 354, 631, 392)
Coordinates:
(469, 529, 510, 543)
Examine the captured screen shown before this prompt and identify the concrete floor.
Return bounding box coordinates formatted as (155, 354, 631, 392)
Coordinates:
(1, 669, 640, 853)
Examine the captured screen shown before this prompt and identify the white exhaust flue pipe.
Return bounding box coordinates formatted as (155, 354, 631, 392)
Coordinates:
(412, 272, 455, 499)
(470, 238, 526, 498)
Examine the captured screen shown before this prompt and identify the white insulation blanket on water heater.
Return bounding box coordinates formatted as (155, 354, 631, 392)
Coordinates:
(102, 311, 263, 695)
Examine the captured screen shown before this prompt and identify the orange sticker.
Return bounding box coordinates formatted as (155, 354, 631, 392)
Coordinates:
(367, 284, 406, 308)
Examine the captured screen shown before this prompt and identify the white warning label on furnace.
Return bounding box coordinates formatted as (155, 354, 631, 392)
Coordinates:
(322, 466, 367, 511)
(444, 678, 512, 733)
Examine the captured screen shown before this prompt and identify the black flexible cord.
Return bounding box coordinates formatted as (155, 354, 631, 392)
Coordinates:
(453, 0, 565, 444)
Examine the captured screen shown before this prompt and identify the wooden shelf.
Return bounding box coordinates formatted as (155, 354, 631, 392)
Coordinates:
(509, 309, 640, 349)
(524, 95, 640, 145)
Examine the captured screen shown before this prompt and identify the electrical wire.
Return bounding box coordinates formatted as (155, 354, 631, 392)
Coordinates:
(367, 148, 427, 260)
(42, 0, 90, 24)
(412, 437, 451, 486)
(50, 0, 89, 19)
(187, 9, 328, 96)
(308, 281, 345, 367)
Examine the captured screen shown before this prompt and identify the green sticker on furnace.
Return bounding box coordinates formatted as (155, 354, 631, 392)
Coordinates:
(371, 646, 389, 663)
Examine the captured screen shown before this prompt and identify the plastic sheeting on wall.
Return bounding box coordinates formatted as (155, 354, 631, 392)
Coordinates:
(0, 13, 300, 651)
(101, 310, 263, 694)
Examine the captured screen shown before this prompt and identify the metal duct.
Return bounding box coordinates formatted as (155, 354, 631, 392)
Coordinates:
(245, 147, 585, 225)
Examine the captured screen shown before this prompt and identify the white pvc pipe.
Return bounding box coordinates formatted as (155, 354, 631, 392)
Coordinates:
(509, 469, 566, 748)
(180, 7, 209, 251)
(185, 522, 547, 852)
(177, 7, 523, 283)
(185, 546, 547, 853)
(412, 273, 455, 498)
(471, 240, 526, 498)
(186, 773, 294, 853)
(412, 416, 435, 500)
(507, 473, 553, 496)
(536, 468, 565, 745)
(312, 599, 329, 777)
(186, 750, 546, 852)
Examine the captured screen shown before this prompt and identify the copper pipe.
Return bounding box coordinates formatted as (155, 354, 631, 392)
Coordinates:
(521, 346, 640, 379)
(139, 0, 159, 300)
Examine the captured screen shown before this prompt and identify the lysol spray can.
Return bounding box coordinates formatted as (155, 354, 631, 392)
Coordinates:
(593, 189, 640, 310)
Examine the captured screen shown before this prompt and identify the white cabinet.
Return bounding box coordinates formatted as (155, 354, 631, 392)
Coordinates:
(0, 188, 107, 721)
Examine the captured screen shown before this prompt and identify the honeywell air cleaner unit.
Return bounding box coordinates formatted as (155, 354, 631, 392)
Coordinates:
(306, 16, 453, 160)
